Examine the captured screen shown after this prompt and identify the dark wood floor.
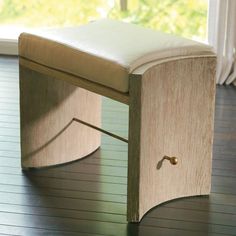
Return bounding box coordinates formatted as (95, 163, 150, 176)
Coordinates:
(0, 56, 236, 236)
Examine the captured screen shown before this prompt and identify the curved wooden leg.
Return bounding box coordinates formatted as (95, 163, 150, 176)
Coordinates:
(20, 66, 101, 168)
(127, 57, 216, 222)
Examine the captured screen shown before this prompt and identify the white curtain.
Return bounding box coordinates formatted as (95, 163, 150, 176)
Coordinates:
(208, 0, 236, 85)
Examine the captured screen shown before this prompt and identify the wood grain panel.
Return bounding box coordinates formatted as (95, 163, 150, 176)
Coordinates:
(20, 66, 101, 168)
(128, 57, 216, 221)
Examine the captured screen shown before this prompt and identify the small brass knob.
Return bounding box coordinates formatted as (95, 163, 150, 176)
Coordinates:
(163, 156, 178, 165)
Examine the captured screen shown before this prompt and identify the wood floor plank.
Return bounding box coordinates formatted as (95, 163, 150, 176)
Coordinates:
(0, 212, 128, 236)
(0, 224, 104, 236)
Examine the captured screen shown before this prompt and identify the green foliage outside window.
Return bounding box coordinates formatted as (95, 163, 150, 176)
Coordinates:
(0, 0, 208, 41)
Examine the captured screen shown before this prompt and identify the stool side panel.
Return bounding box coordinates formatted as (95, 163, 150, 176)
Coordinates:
(20, 66, 101, 168)
(128, 57, 216, 222)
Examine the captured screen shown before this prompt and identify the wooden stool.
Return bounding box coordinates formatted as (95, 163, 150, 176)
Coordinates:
(19, 19, 216, 222)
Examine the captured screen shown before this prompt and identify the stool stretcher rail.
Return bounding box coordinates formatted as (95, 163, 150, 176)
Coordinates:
(72, 117, 128, 143)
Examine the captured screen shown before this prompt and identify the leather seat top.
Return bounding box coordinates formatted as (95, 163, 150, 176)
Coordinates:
(19, 19, 215, 93)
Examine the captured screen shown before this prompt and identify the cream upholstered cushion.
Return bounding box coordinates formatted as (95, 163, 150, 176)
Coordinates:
(19, 19, 214, 93)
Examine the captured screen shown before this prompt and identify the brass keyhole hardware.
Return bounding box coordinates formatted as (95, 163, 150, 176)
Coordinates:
(163, 156, 178, 165)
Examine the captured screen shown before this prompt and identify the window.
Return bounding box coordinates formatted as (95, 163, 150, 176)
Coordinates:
(0, 0, 208, 54)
